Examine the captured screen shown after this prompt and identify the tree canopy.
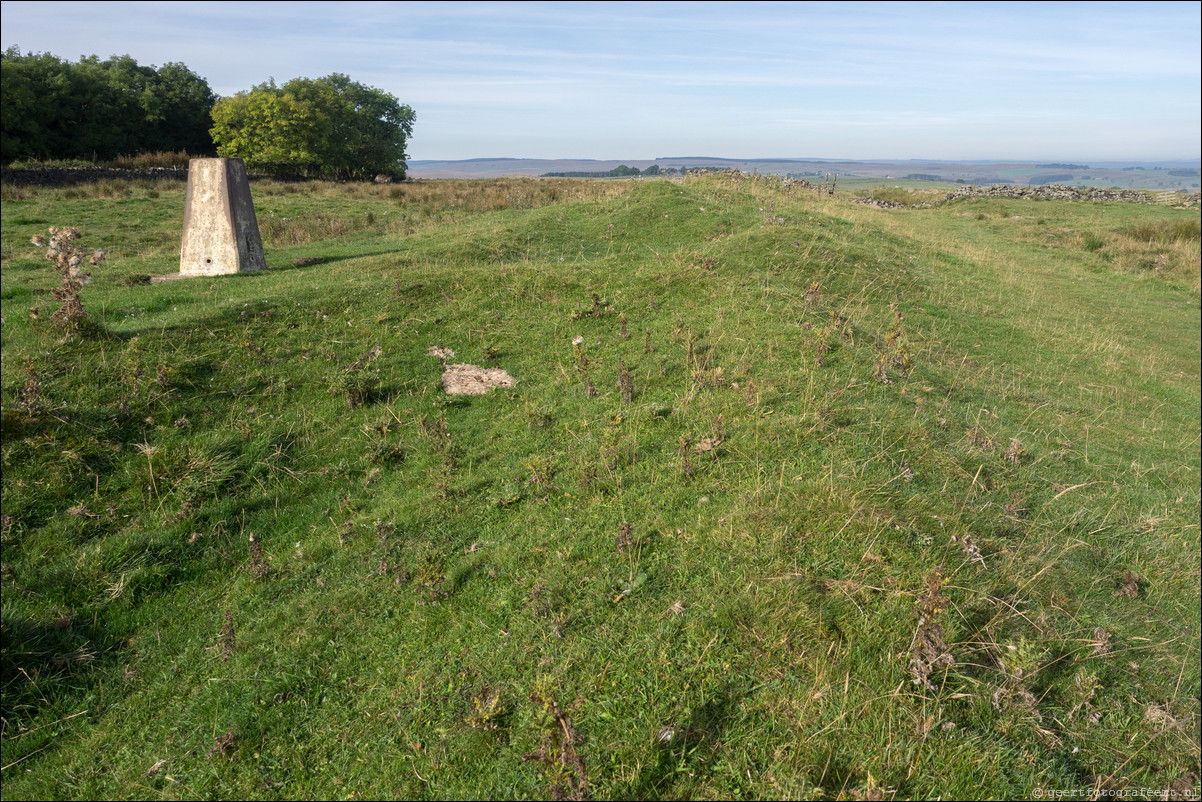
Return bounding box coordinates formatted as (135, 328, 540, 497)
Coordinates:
(1, 47, 216, 162)
(209, 74, 415, 180)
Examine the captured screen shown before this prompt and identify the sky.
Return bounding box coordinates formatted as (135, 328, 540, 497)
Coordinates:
(2, 1, 1199, 162)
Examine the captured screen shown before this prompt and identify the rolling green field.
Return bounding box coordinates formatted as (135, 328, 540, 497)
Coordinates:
(2, 173, 1199, 800)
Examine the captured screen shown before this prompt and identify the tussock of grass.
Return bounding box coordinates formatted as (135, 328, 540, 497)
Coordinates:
(1081, 217, 1202, 288)
(1121, 217, 1201, 244)
(855, 186, 949, 206)
(1, 173, 1198, 799)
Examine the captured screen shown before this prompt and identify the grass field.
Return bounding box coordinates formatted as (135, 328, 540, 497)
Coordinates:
(2, 173, 1199, 799)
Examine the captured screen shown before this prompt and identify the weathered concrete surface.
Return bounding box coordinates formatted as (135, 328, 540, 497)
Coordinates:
(180, 158, 266, 276)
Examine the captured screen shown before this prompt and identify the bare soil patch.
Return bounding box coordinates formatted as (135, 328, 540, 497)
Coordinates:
(442, 363, 516, 395)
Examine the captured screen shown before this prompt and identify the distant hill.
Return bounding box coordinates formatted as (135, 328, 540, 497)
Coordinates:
(407, 157, 1202, 189)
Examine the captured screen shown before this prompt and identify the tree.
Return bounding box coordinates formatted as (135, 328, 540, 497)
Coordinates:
(146, 62, 219, 154)
(1, 48, 63, 160)
(209, 74, 414, 179)
(1, 48, 216, 162)
(208, 88, 326, 176)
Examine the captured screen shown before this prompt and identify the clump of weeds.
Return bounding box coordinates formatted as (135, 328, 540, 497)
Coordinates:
(1089, 627, 1112, 656)
(573, 449, 597, 493)
(16, 357, 44, 416)
(967, 427, 996, 453)
(616, 358, 634, 402)
(1004, 491, 1027, 519)
(813, 326, 831, 367)
(677, 435, 694, 479)
(571, 336, 590, 373)
(466, 684, 507, 731)
(114, 338, 173, 413)
(527, 456, 555, 496)
(874, 305, 913, 383)
(332, 344, 382, 409)
(830, 308, 853, 342)
(1003, 438, 1026, 463)
(246, 534, 270, 579)
(218, 608, 236, 661)
(1065, 669, 1103, 724)
(616, 521, 634, 553)
(951, 531, 986, 567)
(589, 293, 614, 317)
(528, 584, 571, 638)
(524, 680, 588, 801)
(414, 542, 449, 603)
(991, 637, 1042, 713)
(910, 568, 955, 692)
(1114, 571, 1141, 599)
(208, 728, 239, 761)
(364, 420, 406, 465)
(29, 226, 105, 335)
(599, 428, 624, 473)
(415, 412, 450, 448)
(804, 281, 823, 306)
(570, 292, 615, 320)
(744, 378, 758, 408)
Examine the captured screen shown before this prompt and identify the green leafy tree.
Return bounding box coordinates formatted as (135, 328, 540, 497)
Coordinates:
(1, 47, 215, 162)
(209, 74, 414, 179)
(209, 85, 326, 176)
(146, 62, 219, 154)
(1, 49, 64, 159)
(73, 55, 157, 157)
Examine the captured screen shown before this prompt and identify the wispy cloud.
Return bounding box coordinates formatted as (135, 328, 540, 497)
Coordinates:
(2, 0, 1197, 159)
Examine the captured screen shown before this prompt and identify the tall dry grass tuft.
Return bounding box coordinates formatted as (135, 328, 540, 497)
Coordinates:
(1082, 217, 1201, 290)
(111, 150, 195, 170)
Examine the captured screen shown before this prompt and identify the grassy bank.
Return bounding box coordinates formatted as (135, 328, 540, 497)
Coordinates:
(2, 174, 1198, 799)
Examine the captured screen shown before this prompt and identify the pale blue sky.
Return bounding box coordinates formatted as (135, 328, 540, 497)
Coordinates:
(2, 1, 1199, 161)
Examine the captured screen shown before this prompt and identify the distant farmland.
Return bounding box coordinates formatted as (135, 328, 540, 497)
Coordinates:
(408, 156, 1202, 190)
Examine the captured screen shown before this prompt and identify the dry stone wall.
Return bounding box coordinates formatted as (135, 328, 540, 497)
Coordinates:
(0, 166, 190, 186)
(0, 166, 300, 186)
(854, 184, 1201, 209)
(949, 184, 1158, 202)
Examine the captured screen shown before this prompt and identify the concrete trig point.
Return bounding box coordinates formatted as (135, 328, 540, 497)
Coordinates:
(180, 158, 266, 276)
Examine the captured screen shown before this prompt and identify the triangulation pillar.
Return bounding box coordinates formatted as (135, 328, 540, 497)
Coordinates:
(180, 158, 266, 276)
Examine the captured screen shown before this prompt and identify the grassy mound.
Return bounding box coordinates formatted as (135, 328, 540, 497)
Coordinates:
(2, 173, 1198, 799)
